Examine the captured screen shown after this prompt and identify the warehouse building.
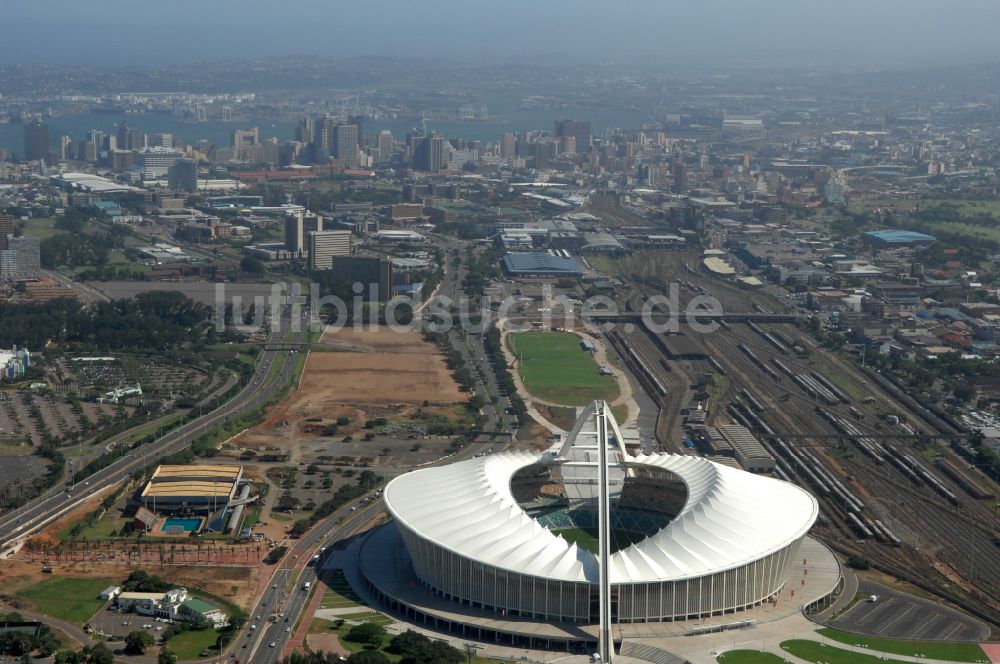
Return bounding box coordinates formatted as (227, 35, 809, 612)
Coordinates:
(501, 252, 582, 278)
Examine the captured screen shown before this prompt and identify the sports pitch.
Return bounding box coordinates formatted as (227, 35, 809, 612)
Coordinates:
(553, 527, 646, 554)
(508, 331, 619, 406)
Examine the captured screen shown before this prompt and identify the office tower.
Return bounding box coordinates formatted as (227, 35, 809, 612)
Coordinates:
(111, 149, 133, 171)
(296, 116, 314, 144)
(333, 124, 359, 168)
(23, 120, 49, 161)
(284, 214, 305, 254)
(533, 140, 556, 169)
(412, 133, 446, 171)
(232, 127, 259, 160)
(5, 236, 41, 280)
(673, 162, 688, 194)
(560, 135, 576, 154)
(82, 141, 99, 163)
(348, 115, 365, 147)
(153, 133, 174, 149)
(307, 230, 352, 270)
(136, 147, 180, 179)
(330, 255, 393, 301)
(553, 119, 591, 153)
(499, 133, 516, 159)
(0, 213, 13, 250)
(59, 136, 73, 161)
(168, 159, 198, 192)
(377, 130, 394, 163)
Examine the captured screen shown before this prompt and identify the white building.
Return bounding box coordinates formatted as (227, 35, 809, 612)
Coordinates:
(115, 587, 227, 627)
(308, 230, 352, 270)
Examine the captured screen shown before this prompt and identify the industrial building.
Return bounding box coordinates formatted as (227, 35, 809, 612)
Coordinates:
(862, 230, 936, 248)
(501, 252, 583, 278)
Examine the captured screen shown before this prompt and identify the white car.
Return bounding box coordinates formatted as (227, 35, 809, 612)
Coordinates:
(269, 642, 276, 648)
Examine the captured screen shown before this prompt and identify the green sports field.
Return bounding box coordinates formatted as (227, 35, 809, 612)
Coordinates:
(553, 527, 646, 554)
(716, 651, 788, 664)
(508, 331, 619, 406)
(16, 577, 113, 624)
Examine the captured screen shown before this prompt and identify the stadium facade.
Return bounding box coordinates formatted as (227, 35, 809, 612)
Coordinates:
(384, 402, 817, 627)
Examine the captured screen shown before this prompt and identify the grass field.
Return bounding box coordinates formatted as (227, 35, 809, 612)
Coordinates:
(163, 628, 220, 659)
(553, 527, 646, 554)
(21, 217, 68, 240)
(717, 651, 789, 663)
(508, 332, 619, 406)
(338, 610, 393, 626)
(16, 577, 113, 624)
(318, 570, 365, 610)
(816, 628, 988, 662)
(780, 639, 911, 664)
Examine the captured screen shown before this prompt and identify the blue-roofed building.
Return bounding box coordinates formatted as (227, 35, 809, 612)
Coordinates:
(501, 252, 582, 278)
(863, 230, 936, 248)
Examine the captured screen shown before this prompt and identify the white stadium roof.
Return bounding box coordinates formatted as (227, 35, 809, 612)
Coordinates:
(385, 408, 817, 585)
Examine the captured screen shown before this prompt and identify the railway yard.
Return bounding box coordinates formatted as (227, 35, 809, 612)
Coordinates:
(596, 252, 1000, 630)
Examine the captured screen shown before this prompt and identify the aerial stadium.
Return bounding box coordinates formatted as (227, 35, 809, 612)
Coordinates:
(372, 402, 823, 658)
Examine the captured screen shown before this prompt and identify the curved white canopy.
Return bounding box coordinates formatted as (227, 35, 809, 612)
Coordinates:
(384, 450, 818, 584)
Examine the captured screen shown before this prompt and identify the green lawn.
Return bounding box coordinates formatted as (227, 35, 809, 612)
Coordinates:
(338, 610, 393, 626)
(318, 572, 364, 610)
(780, 639, 911, 664)
(508, 332, 619, 406)
(816, 628, 988, 662)
(553, 527, 646, 554)
(21, 217, 68, 240)
(16, 577, 113, 624)
(717, 651, 790, 664)
(162, 628, 220, 659)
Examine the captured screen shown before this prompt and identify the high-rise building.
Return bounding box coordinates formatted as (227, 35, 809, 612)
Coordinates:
(118, 125, 145, 151)
(0, 213, 14, 250)
(347, 115, 365, 148)
(59, 135, 73, 161)
(333, 124, 359, 168)
(153, 133, 174, 149)
(412, 133, 446, 171)
(553, 119, 591, 153)
(232, 127, 259, 160)
(23, 120, 49, 161)
(377, 130, 394, 163)
(284, 214, 305, 254)
(330, 255, 393, 301)
(168, 159, 199, 192)
(110, 149, 134, 171)
(136, 147, 181, 179)
(673, 162, 688, 194)
(2, 236, 41, 280)
(499, 133, 516, 159)
(308, 230, 352, 270)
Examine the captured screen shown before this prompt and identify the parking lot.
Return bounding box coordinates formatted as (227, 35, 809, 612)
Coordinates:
(830, 580, 989, 641)
(89, 604, 170, 642)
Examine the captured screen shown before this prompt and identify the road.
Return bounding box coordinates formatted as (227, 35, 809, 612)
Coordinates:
(0, 309, 307, 556)
(239, 499, 387, 664)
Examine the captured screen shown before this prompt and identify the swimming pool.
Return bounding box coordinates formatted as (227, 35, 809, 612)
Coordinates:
(161, 517, 202, 532)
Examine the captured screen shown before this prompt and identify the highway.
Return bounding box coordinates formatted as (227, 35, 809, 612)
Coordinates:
(0, 310, 307, 556)
(239, 499, 387, 664)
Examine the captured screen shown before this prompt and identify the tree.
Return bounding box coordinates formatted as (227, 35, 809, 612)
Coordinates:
(344, 622, 386, 648)
(85, 643, 115, 664)
(158, 648, 178, 664)
(387, 630, 463, 664)
(124, 630, 155, 655)
(0, 632, 33, 656)
(241, 255, 266, 275)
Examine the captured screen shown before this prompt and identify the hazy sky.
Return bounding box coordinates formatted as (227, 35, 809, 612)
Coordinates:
(3, 0, 1000, 68)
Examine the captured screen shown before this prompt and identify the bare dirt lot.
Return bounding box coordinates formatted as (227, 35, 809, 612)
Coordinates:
(304, 327, 465, 405)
